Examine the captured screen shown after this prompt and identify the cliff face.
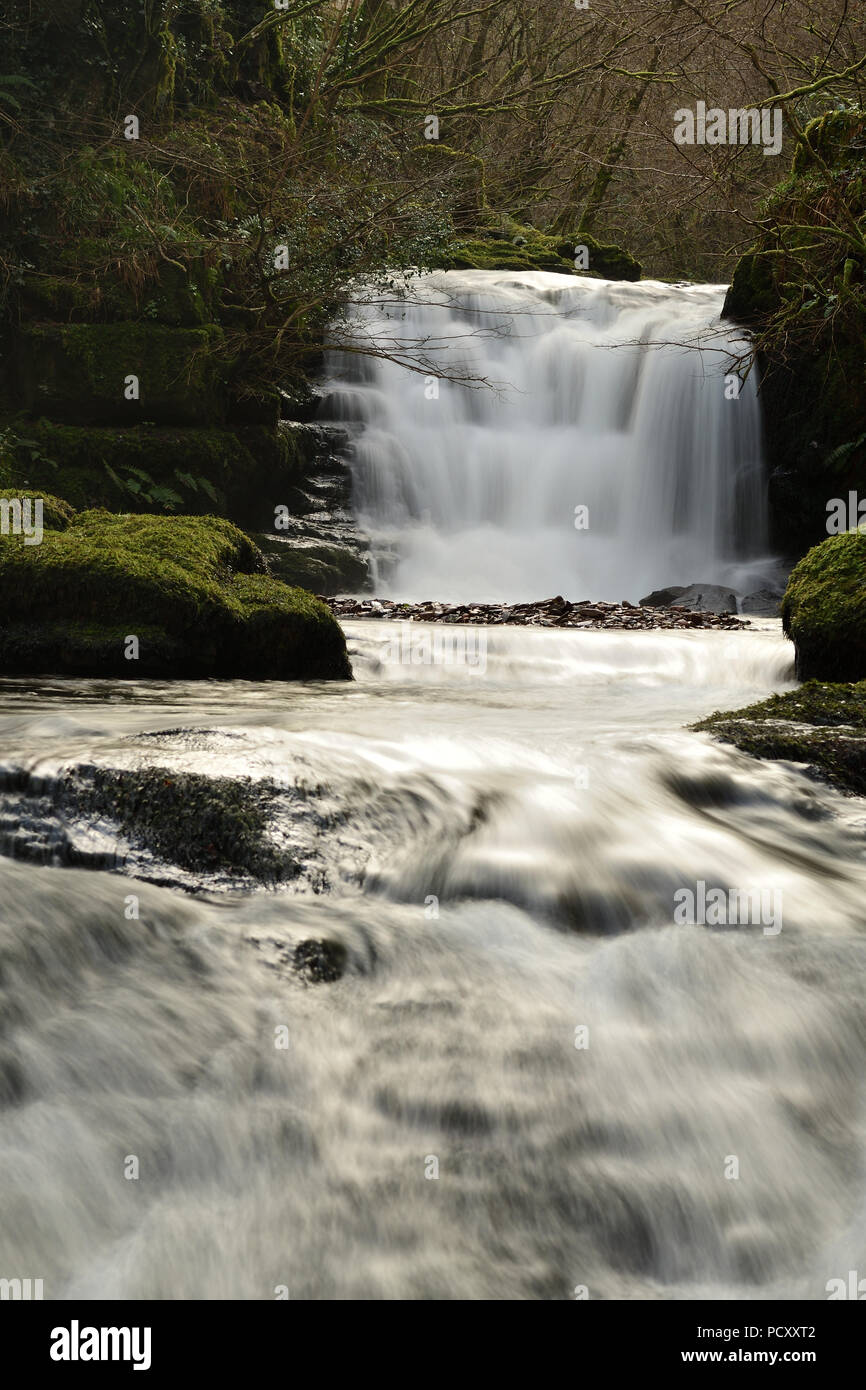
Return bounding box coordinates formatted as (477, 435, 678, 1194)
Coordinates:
(723, 109, 866, 559)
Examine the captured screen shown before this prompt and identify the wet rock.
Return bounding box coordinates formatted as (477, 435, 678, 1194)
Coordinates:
(259, 535, 371, 596)
(325, 595, 748, 631)
(293, 938, 348, 984)
(639, 586, 686, 607)
(640, 583, 740, 614)
(675, 584, 740, 614)
(741, 588, 784, 617)
(255, 429, 373, 596)
(695, 681, 866, 795)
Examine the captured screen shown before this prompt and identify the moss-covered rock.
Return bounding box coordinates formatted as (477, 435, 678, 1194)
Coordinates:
(13, 323, 226, 426)
(0, 488, 74, 531)
(780, 531, 866, 681)
(432, 219, 641, 281)
(723, 251, 778, 324)
(695, 681, 866, 795)
(73, 767, 297, 882)
(0, 511, 351, 679)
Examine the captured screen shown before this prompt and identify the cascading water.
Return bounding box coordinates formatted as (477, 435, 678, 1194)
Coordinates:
(322, 271, 774, 601)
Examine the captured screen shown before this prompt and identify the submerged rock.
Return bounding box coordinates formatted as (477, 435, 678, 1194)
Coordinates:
(293, 938, 348, 984)
(0, 507, 351, 679)
(77, 767, 299, 883)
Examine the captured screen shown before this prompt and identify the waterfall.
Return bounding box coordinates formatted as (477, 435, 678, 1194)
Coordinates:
(321, 271, 772, 602)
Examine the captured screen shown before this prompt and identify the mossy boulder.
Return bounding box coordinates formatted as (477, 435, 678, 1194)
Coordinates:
(780, 531, 866, 681)
(432, 220, 641, 281)
(0, 489, 74, 531)
(13, 323, 226, 426)
(0, 511, 351, 679)
(555, 235, 642, 282)
(723, 251, 778, 324)
(695, 681, 866, 795)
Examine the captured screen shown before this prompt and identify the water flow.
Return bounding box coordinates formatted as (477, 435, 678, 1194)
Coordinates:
(2, 626, 866, 1300)
(322, 271, 772, 601)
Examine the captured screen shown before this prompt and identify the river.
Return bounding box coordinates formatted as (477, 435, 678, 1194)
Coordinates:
(2, 620, 866, 1300)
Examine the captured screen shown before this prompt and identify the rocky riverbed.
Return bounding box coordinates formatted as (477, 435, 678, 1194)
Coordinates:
(324, 595, 750, 630)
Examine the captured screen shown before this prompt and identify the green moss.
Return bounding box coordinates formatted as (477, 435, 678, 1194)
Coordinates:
(13, 263, 214, 328)
(0, 489, 74, 530)
(722, 109, 866, 554)
(780, 531, 866, 680)
(695, 680, 866, 794)
(0, 511, 351, 679)
(14, 323, 226, 426)
(723, 251, 778, 323)
(0, 420, 306, 520)
(791, 109, 866, 177)
(72, 767, 297, 882)
(431, 218, 641, 281)
(15, 275, 102, 322)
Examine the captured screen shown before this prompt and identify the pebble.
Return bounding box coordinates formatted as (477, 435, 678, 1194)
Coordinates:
(322, 594, 748, 631)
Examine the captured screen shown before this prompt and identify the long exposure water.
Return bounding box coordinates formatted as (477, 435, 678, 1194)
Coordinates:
(2, 621, 865, 1300)
(322, 271, 773, 601)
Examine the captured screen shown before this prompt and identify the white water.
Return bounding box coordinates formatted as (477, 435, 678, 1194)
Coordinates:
(2, 626, 866, 1300)
(323, 272, 773, 601)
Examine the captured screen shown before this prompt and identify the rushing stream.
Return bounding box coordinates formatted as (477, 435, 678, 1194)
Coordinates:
(1, 271, 864, 1302)
(2, 622, 866, 1300)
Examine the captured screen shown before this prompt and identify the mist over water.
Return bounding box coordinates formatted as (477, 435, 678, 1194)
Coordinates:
(323, 272, 773, 601)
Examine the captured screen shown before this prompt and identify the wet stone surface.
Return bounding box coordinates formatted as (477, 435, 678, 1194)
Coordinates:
(324, 595, 749, 631)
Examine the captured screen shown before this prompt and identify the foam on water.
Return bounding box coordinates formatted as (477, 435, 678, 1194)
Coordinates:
(322, 272, 774, 601)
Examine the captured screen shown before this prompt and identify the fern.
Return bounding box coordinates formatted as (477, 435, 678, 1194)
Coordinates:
(0, 74, 37, 113)
(825, 432, 866, 473)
